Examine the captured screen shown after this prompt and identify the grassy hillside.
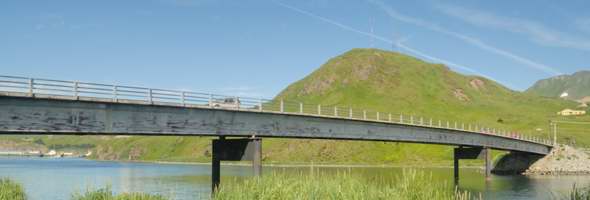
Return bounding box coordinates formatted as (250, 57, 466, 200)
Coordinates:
(526, 70, 590, 100)
(2, 48, 587, 165)
(275, 48, 579, 136)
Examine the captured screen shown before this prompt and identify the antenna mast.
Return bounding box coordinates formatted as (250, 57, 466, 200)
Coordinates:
(370, 17, 374, 48)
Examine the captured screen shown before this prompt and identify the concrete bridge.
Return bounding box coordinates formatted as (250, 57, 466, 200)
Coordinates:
(0, 75, 553, 190)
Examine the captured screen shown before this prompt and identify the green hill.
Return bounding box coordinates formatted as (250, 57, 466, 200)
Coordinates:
(526, 71, 590, 101)
(3, 48, 587, 165)
(275, 48, 578, 134)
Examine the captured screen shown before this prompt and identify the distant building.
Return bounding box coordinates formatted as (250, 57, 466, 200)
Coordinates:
(557, 109, 586, 116)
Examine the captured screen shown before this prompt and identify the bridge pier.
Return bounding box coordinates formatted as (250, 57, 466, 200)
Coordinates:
(453, 146, 491, 184)
(211, 137, 262, 193)
(484, 147, 491, 179)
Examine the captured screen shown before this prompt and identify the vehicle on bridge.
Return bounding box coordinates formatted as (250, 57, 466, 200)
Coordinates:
(209, 97, 240, 109)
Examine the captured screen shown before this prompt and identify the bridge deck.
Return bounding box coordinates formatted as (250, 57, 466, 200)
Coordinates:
(0, 94, 552, 155)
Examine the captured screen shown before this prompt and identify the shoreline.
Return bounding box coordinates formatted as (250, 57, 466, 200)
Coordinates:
(90, 158, 485, 169)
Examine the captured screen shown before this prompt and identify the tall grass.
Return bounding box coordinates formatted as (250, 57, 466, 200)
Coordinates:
(71, 186, 168, 200)
(0, 178, 26, 200)
(214, 170, 476, 200)
(564, 184, 590, 200)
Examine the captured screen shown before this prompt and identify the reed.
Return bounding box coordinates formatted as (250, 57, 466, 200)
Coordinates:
(565, 184, 590, 200)
(214, 169, 476, 200)
(0, 178, 26, 200)
(71, 186, 168, 200)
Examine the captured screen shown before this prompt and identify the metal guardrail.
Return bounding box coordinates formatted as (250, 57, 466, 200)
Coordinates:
(0, 75, 553, 146)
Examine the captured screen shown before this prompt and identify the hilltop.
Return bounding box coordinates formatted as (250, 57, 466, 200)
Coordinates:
(2, 48, 587, 165)
(526, 71, 590, 101)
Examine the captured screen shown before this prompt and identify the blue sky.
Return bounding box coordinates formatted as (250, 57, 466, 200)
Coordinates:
(1, 0, 589, 98)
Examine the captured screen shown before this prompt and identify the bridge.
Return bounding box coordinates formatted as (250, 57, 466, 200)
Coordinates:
(0, 75, 553, 190)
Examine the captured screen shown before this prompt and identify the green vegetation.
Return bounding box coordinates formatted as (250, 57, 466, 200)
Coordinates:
(2, 48, 588, 166)
(71, 186, 167, 200)
(561, 184, 590, 200)
(0, 178, 26, 200)
(0, 179, 168, 200)
(214, 170, 475, 200)
(526, 70, 590, 100)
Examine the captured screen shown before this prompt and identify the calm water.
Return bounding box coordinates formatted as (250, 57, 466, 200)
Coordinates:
(0, 157, 588, 200)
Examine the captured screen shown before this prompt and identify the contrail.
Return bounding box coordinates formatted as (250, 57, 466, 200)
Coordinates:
(369, 0, 562, 76)
(272, 1, 392, 43)
(395, 41, 507, 85)
(272, 0, 510, 87)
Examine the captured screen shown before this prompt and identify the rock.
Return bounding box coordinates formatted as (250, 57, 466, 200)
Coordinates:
(469, 79, 485, 90)
(524, 145, 590, 175)
(493, 145, 590, 175)
(453, 89, 470, 101)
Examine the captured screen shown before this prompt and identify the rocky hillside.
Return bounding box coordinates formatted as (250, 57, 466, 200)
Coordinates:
(526, 71, 590, 101)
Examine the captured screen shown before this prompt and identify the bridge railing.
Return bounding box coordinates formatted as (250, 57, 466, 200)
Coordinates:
(0, 75, 554, 146)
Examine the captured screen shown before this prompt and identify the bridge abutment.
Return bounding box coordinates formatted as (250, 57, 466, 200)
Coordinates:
(211, 137, 262, 193)
(492, 151, 543, 175)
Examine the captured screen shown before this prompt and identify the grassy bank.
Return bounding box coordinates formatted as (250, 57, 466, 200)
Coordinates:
(214, 170, 476, 200)
(0, 178, 26, 200)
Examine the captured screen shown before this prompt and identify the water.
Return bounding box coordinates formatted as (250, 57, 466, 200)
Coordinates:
(0, 157, 587, 200)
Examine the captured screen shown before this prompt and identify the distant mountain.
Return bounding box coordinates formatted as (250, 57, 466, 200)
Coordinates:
(526, 71, 590, 101)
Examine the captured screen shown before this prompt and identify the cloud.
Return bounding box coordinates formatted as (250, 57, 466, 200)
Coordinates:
(395, 41, 509, 87)
(437, 4, 590, 52)
(272, 1, 511, 87)
(369, 0, 562, 76)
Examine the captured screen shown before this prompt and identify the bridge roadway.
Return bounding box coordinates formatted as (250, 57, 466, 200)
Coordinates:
(0, 75, 554, 190)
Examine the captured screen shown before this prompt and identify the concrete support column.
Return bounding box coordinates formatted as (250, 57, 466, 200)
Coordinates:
(484, 147, 491, 180)
(252, 138, 262, 177)
(212, 149, 221, 192)
(211, 136, 224, 192)
(453, 149, 460, 184)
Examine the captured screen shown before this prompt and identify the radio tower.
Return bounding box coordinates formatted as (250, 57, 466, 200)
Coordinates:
(370, 17, 374, 48)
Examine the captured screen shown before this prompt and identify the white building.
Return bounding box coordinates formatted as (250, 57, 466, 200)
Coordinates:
(557, 109, 586, 116)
